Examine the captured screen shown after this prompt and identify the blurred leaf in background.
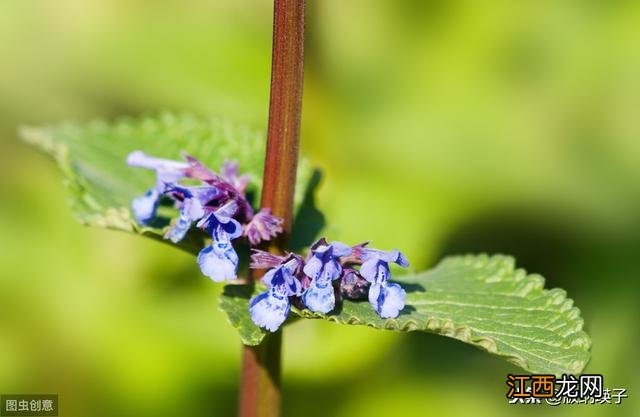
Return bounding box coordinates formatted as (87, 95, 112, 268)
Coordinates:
(0, 0, 638, 417)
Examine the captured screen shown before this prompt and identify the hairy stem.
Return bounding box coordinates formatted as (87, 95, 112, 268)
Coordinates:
(238, 1, 305, 417)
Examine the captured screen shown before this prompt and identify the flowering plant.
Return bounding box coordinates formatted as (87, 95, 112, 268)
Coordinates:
(127, 152, 416, 332)
(127, 151, 283, 281)
(18, 1, 592, 416)
(21, 112, 592, 417)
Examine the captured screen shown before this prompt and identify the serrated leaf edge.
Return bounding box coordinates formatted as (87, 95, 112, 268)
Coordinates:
(291, 254, 591, 374)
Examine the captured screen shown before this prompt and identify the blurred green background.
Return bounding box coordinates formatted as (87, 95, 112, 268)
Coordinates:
(1, 0, 638, 416)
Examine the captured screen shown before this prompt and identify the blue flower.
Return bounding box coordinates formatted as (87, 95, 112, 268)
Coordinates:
(197, 240, 239, 282)
(128, 152, 284, 249)
(302, 239, 352, 313)
(250, 257, 302, 332)
(359, 248, 409, 318)
(359, 249, 409, 284)
(163, 185, 221, 243)
(131, 189, 161, 224)
(368, 282, 407, 319)
(248, 290, 289, 333)
(197, 202, 243, 282)
(127, 151, 189, 223)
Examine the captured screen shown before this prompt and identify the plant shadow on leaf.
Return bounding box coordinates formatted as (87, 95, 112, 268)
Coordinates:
(143, 217, 171, 229)
(142, 197, 179, 229)
(291, 169, 325, 252)
(397, 305, 417, 317)
(221, 283, 255, 300)
(398, 282, 425, 293)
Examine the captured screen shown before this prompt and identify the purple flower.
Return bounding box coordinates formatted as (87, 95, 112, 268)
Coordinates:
(185, 156, 255, 223)
(127, 150, 290, 299)
(249, 249, 289, 270)
(302, 239, 352, 313)
(127, 152, 284, 252)
(182, 154, 218, 182)
(359, 249, 409, 318)
(127, 151, 189, 223)
(250, 256, 303, 332)
(163, 184, 222, 243)
(196, 201, 243, 282)
(221, 161, 250, 194)
(243, 208, 284, 246)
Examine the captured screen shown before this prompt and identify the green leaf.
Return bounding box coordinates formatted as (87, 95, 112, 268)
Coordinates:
(222, 254, 591, 375)
(19, 112, 312, 254)
(219, 283, 267, 346)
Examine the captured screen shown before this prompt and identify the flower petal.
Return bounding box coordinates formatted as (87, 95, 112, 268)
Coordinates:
(213, 200, 239, 223)
(183, 154, 218, 182)
(249, 249, 287, 269)
(165, 211, 192, 243)
(302, 256, 323, 280)
(303, 239, 349, 286)
(286, 275, 302, 296)
(221, 160, 250, 194)
(197, 240, 239, 282)
(360, 259, 390, 283)
(197, 203, 242, 240)
(260, 268, 279, 288)
(302, 281, 335, 314)
(323, 259, 343, 282)
(183, 196, 205, 220)
(261, 260, 302, 296)
(249, 289, 290, 332)
(368, 282, 406, 319)
(131, 189, 160, 224)
(363, 248, 409, 266)
(164, 195, 209, 243)
(330, 241, 352, 258)
(127, 150, 188, 182)
(393, 251, 410, 268)
(220, 218, 243, 240)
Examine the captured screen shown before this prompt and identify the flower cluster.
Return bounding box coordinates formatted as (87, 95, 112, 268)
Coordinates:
(127, 151, 283, 281)
(249, 239, 409, 332)
(127, 152, 410, 333)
